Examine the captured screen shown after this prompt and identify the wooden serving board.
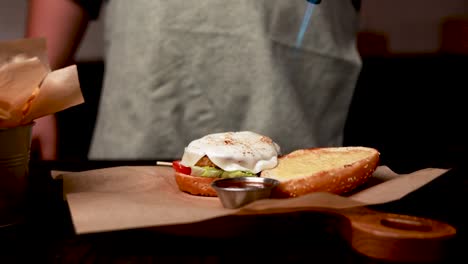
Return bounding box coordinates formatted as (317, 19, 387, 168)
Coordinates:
(328, 206, 456, 263)
(236, 206, 457, 262)
(155, 205, 456, 263)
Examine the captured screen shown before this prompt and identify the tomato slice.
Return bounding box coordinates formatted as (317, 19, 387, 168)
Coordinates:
(172, 160, 191, 175)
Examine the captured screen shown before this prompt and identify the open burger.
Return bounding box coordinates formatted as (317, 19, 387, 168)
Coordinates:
(172, 131, 281, 196)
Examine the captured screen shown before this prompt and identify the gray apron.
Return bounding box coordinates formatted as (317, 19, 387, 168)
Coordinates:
(88, 0, 361, 160)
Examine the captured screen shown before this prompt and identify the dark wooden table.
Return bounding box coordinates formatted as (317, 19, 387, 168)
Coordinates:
(1, 160, 466, 264)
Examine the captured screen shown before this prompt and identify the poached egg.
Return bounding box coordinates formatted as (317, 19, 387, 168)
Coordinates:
(181, 131, 281, 174)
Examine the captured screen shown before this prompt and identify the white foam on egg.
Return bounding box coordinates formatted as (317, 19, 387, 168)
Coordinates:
(180, 131, 281, 174)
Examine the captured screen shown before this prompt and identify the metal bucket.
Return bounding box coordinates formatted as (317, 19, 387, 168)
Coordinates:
(0, 122, 33, 227)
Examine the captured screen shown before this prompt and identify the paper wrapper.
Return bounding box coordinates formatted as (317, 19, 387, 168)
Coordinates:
(0, 38, 83, 128)
(55, 165, 449, 235)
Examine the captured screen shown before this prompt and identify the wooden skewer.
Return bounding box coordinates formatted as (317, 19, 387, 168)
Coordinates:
(156, 161, 173, 167)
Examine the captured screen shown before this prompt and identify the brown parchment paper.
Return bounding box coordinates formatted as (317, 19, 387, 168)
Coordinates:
(57, 165, 449, 235)
(0, 38, 83, 127)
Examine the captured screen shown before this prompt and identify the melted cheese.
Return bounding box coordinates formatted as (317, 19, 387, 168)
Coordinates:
(181, 131, 281, 174)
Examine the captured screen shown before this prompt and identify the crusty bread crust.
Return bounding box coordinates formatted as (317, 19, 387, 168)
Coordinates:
(260, 147, 380, 198)
(174, 172, 218, 197)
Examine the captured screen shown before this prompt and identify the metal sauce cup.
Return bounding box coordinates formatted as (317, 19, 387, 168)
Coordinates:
(211, 177, 279, 209)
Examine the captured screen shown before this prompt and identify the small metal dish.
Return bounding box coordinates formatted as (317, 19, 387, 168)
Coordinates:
(211, 177, 279, 209)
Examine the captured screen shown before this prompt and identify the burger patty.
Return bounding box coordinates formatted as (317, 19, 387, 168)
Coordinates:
(195, 156, 219, 168)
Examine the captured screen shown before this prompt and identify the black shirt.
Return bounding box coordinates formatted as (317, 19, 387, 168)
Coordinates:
(73, 0, 361, 20)
(72, 0, 104, 20)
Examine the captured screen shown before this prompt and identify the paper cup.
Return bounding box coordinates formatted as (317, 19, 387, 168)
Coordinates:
(0, 122, 34, 227)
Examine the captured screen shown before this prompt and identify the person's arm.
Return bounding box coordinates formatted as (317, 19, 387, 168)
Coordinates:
(25, 0, 90, 160)
(26, 0, 90, 69)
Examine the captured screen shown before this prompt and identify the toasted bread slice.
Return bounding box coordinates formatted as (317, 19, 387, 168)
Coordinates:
(260, 147, 380, 198)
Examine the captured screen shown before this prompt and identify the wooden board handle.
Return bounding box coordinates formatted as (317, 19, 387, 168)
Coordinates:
(236, 206, 457, 262)
(337, 207, 457, 262)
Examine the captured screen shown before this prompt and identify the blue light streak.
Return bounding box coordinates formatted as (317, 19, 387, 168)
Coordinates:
(295, 2, 315, 49)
